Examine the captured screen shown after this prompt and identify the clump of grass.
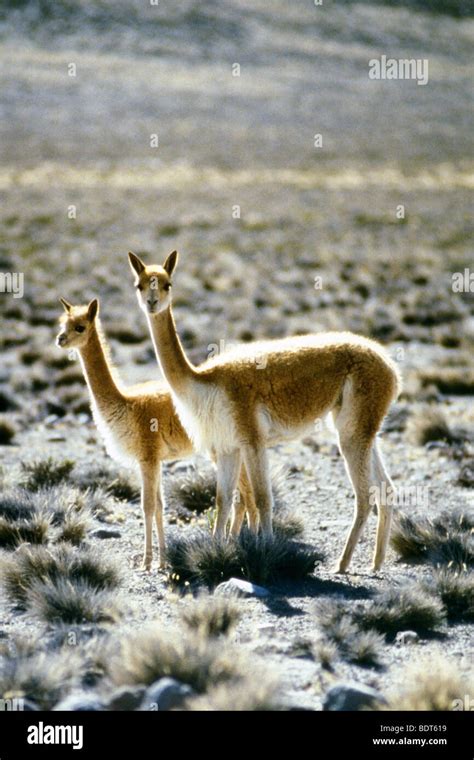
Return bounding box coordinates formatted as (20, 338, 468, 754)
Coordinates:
(108, 625, 250, 695)
(187, 676, 280, 711)
(26, 578, 125, 625)
(20, 458, 75, 492)
(313, 599, 383, 668)
(406, 406, 464, 446)
(0, 417, 16, 445)
(391, 511, 474, 568)
(0, 490, 37, 521)
(237, 530, 321, 584)
(71, 464, 140, 503)
(428, 532, 474, 568)
(55, 511, 89, 545)
(383, 657, 474, 711)
(167, 528, 322, 587)
(273, 510, 304, 539)
(167, 464, 297, 526)
(0, 512, 50, 548)
(36, 486, 92, 545)
(179, 594, 241, 638)
(0, 387, 19, 412)
(0, 646, 84, 710)
(0, 487, 92, 549)
(1, 544, 122, 609)
(419, 368, 474, 396)
(354, 587, 445, 639)
(107, 324, 145, 345)
(167, 467, 216, 515)
(19, 348, 41, 366)
(425, 569, 474, 623)
(54, 366, 85, 387)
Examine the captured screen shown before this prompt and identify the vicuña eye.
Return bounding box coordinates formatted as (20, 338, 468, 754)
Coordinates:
(75, 325, 85, 333)
(163, 283, 171, 292)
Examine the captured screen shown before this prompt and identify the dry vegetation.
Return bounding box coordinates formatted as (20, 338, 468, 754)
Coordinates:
(1, 0, 473, 712)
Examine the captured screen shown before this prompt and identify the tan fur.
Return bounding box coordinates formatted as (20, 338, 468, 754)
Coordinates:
(129, 251, 402, 573)
(56, 298, 256, 571)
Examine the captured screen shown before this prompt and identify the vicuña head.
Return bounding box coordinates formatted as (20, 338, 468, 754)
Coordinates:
(56, 298, 99, 349)
(128, 250, 177, 316)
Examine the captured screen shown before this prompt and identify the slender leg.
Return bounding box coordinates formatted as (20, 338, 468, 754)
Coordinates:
(336, 436, 373, 573)
(242, 445, 273, 538)
(230, 464, 259, 536)
(371, 441, 394, 571)
(213, 450, 242, 540)
(140, 463, 158, 571)
(154, 463, 167, 569)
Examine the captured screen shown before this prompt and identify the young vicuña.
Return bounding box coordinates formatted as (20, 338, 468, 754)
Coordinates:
(128, 250, 402, 573)
(56, 298, 257, 570)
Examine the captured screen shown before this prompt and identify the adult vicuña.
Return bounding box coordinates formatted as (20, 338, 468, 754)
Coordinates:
(129, 250, 402, 573)
(56, 298, 257, 570)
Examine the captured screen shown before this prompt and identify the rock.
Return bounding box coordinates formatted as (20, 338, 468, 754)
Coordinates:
(323, 682, 387, 712)
(395, 630, 420, 646)
(107, 686, 146, 711)
(214, 578, 270, 599)
(89, 528, 122, 540)
(141, 678, 194, 711)
(53, 692, 106, 711)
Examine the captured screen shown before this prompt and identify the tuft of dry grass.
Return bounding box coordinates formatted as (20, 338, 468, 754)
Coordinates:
(419, 368, 474, 397)
(179, 594, 241, 638)
(71, 464, 140, 503)
(383, 657, 474, 711)
(107, 625, 251, 695)
(406, 406, 465, 446)
(37, 486, 92, 545)
(0, 544, 122, 609)
(167, 467, 216, 515)
(354, 587, 445, 639)
(0, 512, 50, 548)
(0, 644, 84, 710)
(313, 599, 383, 668)
(391, 510, 474, 568)
(424, 569, 474, 623)
(273, 510, 304, 540)
(167, 528, 322, 587)
(0, 416, 16, 445)
(167, 463, 300, 531)
(20, 458, 75, 492)
(26, 578, 126, 625)
(0, 487, 92, 549)
(0, 490, 37, 521)
(186, 675, 280, 711)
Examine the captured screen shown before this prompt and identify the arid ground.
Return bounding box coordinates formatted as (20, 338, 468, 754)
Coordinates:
(0, 0, 473, 711)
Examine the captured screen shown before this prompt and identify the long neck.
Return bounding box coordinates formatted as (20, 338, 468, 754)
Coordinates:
(147, 306, 197, 393)
(78, 324, 124, 413)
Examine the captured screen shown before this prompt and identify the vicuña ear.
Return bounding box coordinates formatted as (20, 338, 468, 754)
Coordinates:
(87, 299, 99, 322)
(128, 251, 146, 276)
(60, 298, 73, 313)
(163, 250, 178, 277)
